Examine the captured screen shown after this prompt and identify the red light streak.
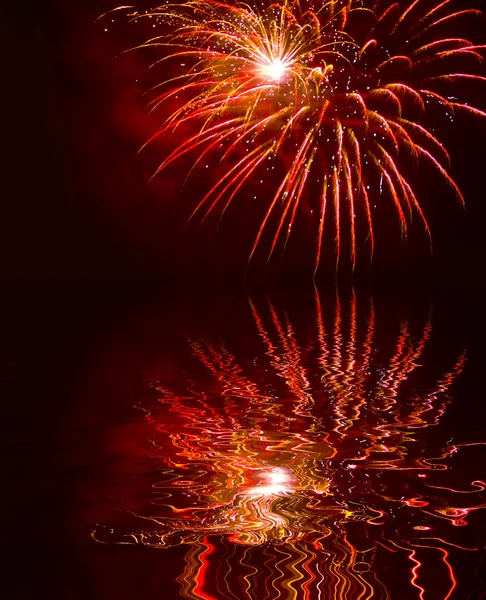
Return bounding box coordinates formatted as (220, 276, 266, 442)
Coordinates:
(192, 536, 217, 600)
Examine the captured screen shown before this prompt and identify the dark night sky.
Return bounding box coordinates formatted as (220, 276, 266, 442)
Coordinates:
(2, 0, 486, 283)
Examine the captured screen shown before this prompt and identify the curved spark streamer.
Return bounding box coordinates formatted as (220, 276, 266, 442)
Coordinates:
(106, 0, 486, 270)
(92, 291, 486, 597)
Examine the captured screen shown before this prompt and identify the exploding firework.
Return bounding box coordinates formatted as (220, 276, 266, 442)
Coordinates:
(109, 0, 486, 270)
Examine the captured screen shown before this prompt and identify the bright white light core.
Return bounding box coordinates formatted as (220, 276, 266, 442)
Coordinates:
(244, 467, 293, 496)
(262, 59, 286, 81)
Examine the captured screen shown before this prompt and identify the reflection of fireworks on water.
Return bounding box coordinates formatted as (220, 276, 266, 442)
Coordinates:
(105, 0, 486, 269)
(92, 292, 486, 598)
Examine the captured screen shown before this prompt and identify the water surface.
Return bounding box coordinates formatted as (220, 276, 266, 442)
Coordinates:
(10, 285, 486, 599)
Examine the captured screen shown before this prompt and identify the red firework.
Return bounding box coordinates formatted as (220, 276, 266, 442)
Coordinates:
(106, 0, 486, 271)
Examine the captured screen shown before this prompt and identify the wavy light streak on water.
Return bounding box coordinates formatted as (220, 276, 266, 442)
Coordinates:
(92, 291, 485, 598)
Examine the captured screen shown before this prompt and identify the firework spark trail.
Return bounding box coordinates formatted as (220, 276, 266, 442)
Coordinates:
(106, 0, 486, 269)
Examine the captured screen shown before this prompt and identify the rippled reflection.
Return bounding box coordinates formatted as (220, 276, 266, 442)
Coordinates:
(93, 291, 486, 599)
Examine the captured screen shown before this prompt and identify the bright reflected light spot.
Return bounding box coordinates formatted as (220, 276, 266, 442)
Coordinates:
(267, 470, 288, 485)
(262, 59, 286, 81)
(245, 467, 293, 496)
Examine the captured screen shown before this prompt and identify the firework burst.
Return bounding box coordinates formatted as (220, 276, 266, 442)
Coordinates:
(114, 0, 486, 271)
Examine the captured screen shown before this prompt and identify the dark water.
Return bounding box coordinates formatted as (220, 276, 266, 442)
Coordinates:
(5, 285, 486, 599)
